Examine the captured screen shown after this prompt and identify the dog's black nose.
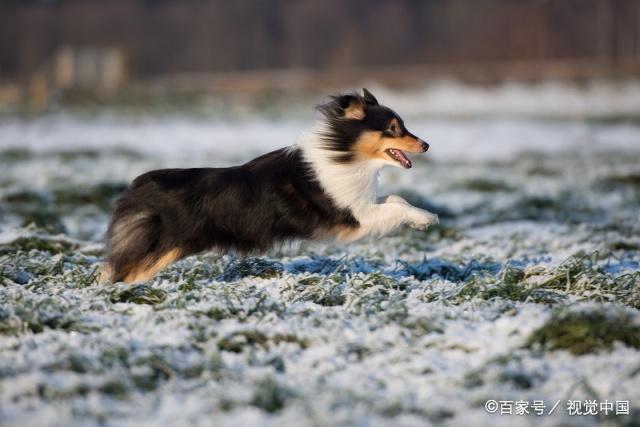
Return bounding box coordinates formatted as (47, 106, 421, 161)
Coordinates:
(421, 140, 430, 152)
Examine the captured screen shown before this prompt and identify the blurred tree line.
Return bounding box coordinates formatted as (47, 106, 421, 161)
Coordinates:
(1, 0, 639, 81)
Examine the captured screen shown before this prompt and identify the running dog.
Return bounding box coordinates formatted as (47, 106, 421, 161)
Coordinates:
(103, 89, 438, 283)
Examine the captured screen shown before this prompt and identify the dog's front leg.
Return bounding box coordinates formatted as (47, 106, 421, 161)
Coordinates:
(338, 201, 438, 243)
(377, 194, 439, 230)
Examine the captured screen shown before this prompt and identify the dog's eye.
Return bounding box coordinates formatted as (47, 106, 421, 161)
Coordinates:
(389, 124, 398, 134)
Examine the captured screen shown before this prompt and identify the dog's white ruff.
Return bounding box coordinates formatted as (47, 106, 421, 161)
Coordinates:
(298, 126, 438, 242)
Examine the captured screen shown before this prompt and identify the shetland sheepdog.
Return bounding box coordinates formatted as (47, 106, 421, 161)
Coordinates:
(102, 89, 438, 283)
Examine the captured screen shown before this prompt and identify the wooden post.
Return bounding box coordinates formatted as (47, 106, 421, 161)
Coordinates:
(54, 46, 75, 89)
(26, 72, 48, 114)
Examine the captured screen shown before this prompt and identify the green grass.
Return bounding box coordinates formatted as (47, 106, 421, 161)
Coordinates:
(220, 257, 284, 281)
(599, 173, 640, 188)
(454, 178, 515, 192)
(0, 148, 32, 162)
(217, 330, 308, 353)
(526, 309, 640, 355)
(414, 252, 640, 308)
(251, 377, 294, 413)
(110, 284, 167, 305)
(0, 235, 78, 255)
(52, 182, 127, 209)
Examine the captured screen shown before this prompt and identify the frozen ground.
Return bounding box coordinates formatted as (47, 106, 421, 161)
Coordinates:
(1, 98, 640, 427)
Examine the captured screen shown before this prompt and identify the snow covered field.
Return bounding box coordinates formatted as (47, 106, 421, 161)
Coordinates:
(1, 89, 640, 426)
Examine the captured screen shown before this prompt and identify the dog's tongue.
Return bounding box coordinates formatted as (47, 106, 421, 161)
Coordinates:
(390, 149, 412, 169)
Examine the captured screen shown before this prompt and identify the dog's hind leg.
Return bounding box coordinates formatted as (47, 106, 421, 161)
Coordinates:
(122, 248, 182, 283)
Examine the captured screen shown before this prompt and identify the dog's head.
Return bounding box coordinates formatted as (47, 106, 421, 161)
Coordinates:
(316, 88, 428, 169)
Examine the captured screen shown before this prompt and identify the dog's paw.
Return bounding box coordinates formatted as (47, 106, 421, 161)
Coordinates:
(408, 210, 439, 230)
(385, 194, 409, 205)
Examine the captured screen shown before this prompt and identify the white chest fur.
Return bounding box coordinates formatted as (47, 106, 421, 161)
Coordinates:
(299, 132, 382, 218)
(297, 129, 438, 242)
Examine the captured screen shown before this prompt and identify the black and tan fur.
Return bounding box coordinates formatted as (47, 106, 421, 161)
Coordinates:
(103, 89, 438, 283)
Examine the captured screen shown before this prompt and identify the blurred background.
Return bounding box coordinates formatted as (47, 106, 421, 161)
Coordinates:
(1, 0, 640, 117)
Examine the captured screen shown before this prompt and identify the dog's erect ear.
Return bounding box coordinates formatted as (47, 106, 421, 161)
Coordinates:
(362, 88, 378, 106)
(338, 94, 365, 120)
(317, 93, 367, 120)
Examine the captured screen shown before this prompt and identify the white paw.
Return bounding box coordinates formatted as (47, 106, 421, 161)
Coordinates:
(408, 210, 439, 230)
(385, 195, 409, 205)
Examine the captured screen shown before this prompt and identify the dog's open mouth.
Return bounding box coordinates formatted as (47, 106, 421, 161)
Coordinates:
(385, 148, 412, 169)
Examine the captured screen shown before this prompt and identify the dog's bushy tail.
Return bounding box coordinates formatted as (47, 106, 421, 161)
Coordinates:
(104, 209, 162, 283)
